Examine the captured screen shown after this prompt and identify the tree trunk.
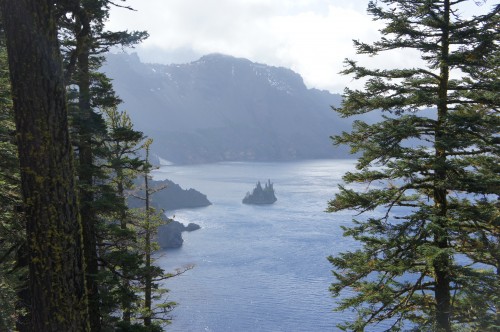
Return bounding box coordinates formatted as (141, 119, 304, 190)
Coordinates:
(76, 10, 101, 331)
(433, 1, 452, 331)
(115, 166, 133, 323)
(144, 151, 152, 327)
(15, 244, 31, 332)
(0, 0, 90, 330)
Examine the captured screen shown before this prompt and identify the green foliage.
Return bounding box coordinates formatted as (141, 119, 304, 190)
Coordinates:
(328, 1, 499, 331)
(0, 1, 171, 330)
(98, 107, 148, 328)
(128, 207, 175, 325)
(0, 29, 26, 331)
(128, 139, 178, 327)
(58, 1, 149, 329)
(96, 110, 180, 331)
(58, 0, 148, 82)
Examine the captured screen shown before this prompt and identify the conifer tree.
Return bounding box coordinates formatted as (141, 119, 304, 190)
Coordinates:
(100, 107, 147, 327)
(1, 1, 157, 330)
(327, 1, 499, 331)
(131, 139, 176, 329)
(0, 21, 27, 332)
(0, 0, 89, 330)
(59, 2, 147, 329)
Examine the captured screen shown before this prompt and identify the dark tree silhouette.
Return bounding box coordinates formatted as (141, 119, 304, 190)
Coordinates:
(0, 0, 89, 330)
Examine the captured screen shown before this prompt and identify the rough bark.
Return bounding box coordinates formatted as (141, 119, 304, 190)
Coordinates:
(0, 0, 89, 330)
(76, 9, 101, 331)
(433, 1, 452, 330)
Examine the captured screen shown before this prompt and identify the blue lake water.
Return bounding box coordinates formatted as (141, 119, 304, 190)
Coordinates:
(152, 159, 385, 331)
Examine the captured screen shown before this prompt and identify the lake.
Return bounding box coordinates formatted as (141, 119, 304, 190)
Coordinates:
(152, 159, 381, 331)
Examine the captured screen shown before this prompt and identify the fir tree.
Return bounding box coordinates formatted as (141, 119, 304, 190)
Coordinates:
(59, 2, 147, 329)
(100, 107, 147, 328)
(0, 20, 27, 332)
(131, 139, 177, 329)
(0, 0, 90, 330)
(327, 1, 499, 331)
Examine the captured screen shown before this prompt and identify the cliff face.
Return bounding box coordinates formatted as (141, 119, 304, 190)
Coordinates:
(157, 221, 201, 249)
(102, 53, 353, 164)
(128, 178, 211, 211)
(127, 178, 209, 249)
(149, 179, 211, 211)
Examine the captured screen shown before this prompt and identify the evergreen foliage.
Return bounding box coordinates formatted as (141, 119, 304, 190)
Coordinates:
(127, 139, 181, 329)
(0, 23, 27, 331)
(98, 107, 153, 329)
(0, 1, 176, 330)
(327, 1, 499, 331)
(58, 1, 147, 330)
(1, 0, 89, 329)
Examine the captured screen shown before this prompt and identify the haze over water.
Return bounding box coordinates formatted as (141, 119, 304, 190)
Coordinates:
(153, 159, 389, 331)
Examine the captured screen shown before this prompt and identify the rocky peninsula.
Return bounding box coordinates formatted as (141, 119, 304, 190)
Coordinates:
(128, 178, 210, 248)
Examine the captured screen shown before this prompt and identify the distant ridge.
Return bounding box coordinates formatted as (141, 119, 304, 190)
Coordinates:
(103, 52, 354, 164)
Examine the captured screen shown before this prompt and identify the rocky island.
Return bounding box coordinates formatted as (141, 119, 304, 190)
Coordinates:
(128, 178, 210, 248)
(243, 180, 277, 205)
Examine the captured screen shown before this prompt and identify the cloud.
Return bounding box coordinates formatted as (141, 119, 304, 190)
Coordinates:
(108, 0, 282, 50)
(265, 5, 383, 92)
(106, 0, 422, 93)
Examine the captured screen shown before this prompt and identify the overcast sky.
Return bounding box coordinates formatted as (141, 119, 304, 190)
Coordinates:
(106, 0, 491, 94)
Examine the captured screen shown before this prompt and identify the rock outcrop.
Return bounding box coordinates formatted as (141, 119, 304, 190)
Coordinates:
(127, 178, 208, 249)
(128, 178, 211, 211)
(243, 180, 277, 205)
(157, 220, 201, 249)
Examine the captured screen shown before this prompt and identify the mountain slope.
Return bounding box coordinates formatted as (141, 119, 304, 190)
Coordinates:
(103, 53, 352, 164)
